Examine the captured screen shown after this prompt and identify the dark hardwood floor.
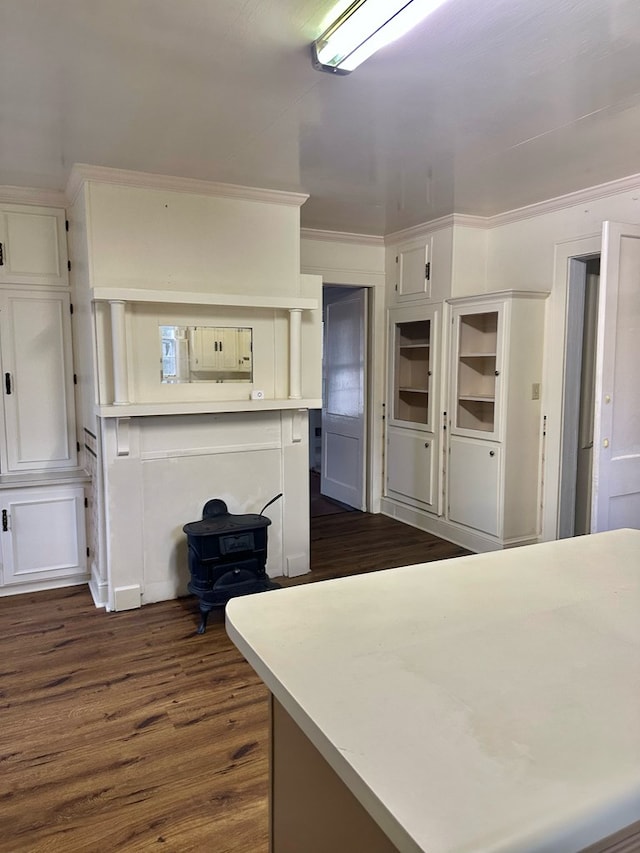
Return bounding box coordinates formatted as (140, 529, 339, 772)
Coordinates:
(0, 511, 469, 852)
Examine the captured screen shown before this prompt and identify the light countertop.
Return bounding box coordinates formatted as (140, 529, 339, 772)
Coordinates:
(226, 529, 640, 853)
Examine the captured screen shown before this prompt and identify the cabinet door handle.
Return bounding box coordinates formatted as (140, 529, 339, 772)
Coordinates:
(2, 510, 7, 532)
(0, 242, 3, 266)
(4, 373, 11, 395)
(424, 442, 430, 448)
(494, 370, 500, 376)
(489, 450, 495, 457)
(219, 340, 223, 351)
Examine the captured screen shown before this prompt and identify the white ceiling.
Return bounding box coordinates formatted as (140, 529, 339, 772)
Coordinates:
(2, 0, 640, 235)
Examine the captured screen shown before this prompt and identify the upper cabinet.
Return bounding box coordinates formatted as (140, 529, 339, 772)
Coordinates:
(387, 226, 453, 306)
(394, 240, 432, 303)
(0, 205, 68, 287)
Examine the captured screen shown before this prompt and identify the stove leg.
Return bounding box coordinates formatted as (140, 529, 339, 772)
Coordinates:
(196, 609, 209, 634)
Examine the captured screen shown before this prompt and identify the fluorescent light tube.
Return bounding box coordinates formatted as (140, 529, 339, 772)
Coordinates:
(312, 0, 450, 74)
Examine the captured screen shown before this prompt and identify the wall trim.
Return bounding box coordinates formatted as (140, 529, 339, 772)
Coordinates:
(487, 170, 640, 228)
(300, 227, 384, 247)
(65, 163, 309, 208)
(0, 185, 67, 207)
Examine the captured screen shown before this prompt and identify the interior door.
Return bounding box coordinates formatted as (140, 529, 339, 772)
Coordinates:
(592, 221, 640, 532)
(321, 287, 367, 510)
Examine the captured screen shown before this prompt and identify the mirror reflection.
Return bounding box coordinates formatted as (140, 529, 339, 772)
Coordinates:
(160, 325, 253, 383)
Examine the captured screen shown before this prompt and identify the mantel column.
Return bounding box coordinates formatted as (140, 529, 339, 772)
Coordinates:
(288, 309, 302, 400)
(109, 300, 129, 405)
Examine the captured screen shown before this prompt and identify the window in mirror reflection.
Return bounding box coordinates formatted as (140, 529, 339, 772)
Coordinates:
(160, 325, 253, 383)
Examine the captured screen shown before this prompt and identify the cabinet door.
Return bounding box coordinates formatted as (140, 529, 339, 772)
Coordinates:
(386, 426, 436, 510)
(219, 328, 239, 369)
(448, 436, 501, 536)
(394, 241, 431, 302)
(388, 304, 438, 431)
(0, 486, 86, 586)
(450, 303, 504, 441)
(0, 290, 78, 472)
(0, 205, 68, 287)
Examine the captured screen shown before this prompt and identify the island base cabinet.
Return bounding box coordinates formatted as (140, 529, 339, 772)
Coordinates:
(0, 485, 86, 587)
(270, 697, 399, 853)
(448, 435, 500, 537)
(386, 426, 436, 510)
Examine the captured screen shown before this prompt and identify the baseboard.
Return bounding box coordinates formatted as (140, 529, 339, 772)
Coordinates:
(380, 498, 503, 554)
(88, 567, 108, 608)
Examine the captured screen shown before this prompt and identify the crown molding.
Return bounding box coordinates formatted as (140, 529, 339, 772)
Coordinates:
(385, 213, 488, 245)
(0, 185, 67, 207)
(65, 164, 309, 208)
(485, 171, 640, 228)
(300, 227, 384, 247)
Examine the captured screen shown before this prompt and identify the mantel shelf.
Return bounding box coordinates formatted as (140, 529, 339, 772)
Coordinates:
(96, 398, 322, 418)
(91, 287, 318, 311)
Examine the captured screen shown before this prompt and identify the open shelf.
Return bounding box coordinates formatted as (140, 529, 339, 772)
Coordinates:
(393, 320, 431, 425)
(455, 311, 499, 433)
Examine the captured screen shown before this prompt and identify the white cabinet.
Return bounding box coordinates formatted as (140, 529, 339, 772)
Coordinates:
(0, 205, 68, 287)
(386, 427, 437, 510)
(447, 436, 500, 536)
(0, 290, 78, 473)
(445, 291, 548, 544)
(0, 485, 86, 587)
(385, 304, 440, 513)
(393, 241, 431, 303)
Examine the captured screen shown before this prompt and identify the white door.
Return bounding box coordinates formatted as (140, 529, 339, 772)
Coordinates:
(321, 287, 367, 510)
(592, 221, 640, 531)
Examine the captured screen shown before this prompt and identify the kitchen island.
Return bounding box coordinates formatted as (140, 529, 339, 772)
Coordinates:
(226, 529, 640, 853)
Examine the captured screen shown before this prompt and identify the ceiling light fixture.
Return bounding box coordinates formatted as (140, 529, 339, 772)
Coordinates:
(312, 0, 450, 74)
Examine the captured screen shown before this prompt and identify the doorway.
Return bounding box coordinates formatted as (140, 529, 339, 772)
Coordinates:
(558, 254, 600, 538)
(309, 284, 369, 513)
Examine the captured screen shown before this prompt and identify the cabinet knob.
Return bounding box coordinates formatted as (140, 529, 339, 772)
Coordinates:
(494, 370, 500, 376)
(489, 450, 495, 457)
(424, 442, 430, 448)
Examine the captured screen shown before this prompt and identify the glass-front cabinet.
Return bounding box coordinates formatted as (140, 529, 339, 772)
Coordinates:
(390, 310, 436, 430)
(450, 303, 503, 441)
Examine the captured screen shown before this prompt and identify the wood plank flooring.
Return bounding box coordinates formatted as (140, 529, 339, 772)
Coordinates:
(0, 513, 468, 852)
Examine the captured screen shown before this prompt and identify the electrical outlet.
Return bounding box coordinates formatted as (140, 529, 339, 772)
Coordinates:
(532, 382, 541, 400)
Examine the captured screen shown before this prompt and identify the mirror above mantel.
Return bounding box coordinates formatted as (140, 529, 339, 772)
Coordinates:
(160, 325, 252, 383)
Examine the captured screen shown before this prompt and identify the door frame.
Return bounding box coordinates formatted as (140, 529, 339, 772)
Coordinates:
(541, 234, 600, 541)
(321, 285, 368, 510)
(557, 254, 600, 538)
(317, 281, 376, 512)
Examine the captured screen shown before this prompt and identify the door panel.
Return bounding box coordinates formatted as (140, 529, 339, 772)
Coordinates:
(448, 436, 500, 536)
(386, 427, 435, 509)
(0, 290, 77, 472)
(321, 287, 366, 510)
(592, 222, 640, 532)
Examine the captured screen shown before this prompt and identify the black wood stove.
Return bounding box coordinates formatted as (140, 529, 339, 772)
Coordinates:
(183, 495, 281, 634)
